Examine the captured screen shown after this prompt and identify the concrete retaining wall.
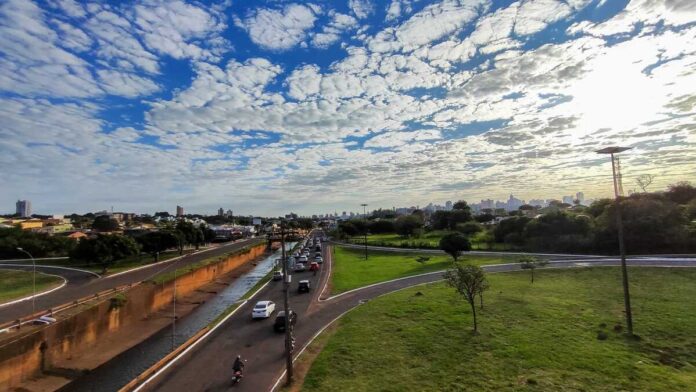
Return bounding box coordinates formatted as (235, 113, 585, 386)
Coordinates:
(0, 243, 267, 391)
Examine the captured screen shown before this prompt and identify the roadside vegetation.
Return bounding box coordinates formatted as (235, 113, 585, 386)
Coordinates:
(329, 246, 512, 294)
(0, 270, 64, 303)
(336, 182, 696, 254)
(304, 268, 696, 391)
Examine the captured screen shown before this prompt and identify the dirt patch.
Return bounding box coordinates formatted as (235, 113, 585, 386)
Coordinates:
(282, 321, 340, 392)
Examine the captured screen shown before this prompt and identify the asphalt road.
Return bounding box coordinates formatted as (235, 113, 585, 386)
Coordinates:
(0, 238, 263, 324)
(138, 241, 696, 392)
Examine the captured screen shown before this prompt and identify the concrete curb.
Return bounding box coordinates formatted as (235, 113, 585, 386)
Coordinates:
(0, 272, 67, 308)
(0, 263, 100, 278)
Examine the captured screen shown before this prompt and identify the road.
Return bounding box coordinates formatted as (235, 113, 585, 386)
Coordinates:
(134, 239, 696, 392)
(0, 238, 263, 324)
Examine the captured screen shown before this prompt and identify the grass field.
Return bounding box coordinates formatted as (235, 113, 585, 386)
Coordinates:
(330, 246, 513, 294)
(0, 270, 64, 303)
(347, 231, 512, 251)
(304, 268, 696, 391)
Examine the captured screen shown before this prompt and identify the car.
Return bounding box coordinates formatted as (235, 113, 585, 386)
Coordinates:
(294, 263, 306, 272)
(309, 261, 319, 272)
(252, 301, 276, 319)
(272, 270, 284, 281)
(315, 251, 322, 257)
(274, 310, 297, 332)
(298, 279, 311, 293)
(298, 256, 308, 263)
(314, 256, 323, 264)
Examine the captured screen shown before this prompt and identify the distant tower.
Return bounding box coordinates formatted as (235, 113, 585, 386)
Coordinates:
(218, 207, 224, 216)
(176, 205, 184, 217)
(16, 200, 31, 218)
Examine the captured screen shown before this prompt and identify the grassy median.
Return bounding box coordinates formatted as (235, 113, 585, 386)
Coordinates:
(0, 270, 64, 303)
(329, 246, 512, 294)
(304, 267, 696, 391)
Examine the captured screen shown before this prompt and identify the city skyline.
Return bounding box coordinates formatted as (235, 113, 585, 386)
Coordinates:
(2, 0, 695, 215)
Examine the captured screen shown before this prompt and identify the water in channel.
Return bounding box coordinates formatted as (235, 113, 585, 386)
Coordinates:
(64, 242, 295, 392)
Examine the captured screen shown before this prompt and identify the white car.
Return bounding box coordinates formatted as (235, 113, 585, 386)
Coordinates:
(294, 263, 306, 272)
(298, 256, 308, 263)
(252, 301, 276, 319)
(315, 256, 323, 264)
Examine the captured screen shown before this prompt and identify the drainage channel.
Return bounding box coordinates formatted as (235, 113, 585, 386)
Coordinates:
(64, 243, 296, 392)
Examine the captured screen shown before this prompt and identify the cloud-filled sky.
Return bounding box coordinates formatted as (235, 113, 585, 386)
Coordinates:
(1, 0, 695, 216)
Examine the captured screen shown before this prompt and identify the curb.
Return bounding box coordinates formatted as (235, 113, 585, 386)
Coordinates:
(0, 263, 100, 278)
(0, 272, 67, 308)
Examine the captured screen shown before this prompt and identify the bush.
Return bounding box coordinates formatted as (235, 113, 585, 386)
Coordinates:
(597, 331, 608, 340)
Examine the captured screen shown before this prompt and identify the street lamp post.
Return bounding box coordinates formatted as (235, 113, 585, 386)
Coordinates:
(16, 247, 36, 314)
(280, 224, 293, 385)
(596, 146, 634, 336)
(361, 203, 368, 260)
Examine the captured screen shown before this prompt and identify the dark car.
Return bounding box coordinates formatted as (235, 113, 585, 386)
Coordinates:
(298, 279, 311, 293)
(274, 310, 297, 332)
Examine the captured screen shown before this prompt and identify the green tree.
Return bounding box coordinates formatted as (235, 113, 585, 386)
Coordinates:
(456, 221, 482, 236)
(665, 181, 696, 205)
(368, 219, 395, 234)
(439, 232, 471, 261)
(394, 214, 423, 237)
(92, 215, 120, 232)
(443, 264, 488, 333)
(70, 235, 140, 273)
(137, 231, 179, 261)
(518, 256, 548, 283)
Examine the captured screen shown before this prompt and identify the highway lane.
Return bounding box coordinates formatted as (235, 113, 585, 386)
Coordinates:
(0, 238, 264, 324)
(139, 242, 696, 392)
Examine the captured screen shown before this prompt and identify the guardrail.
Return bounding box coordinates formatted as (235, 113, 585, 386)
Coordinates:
(0, 282, 138, 333)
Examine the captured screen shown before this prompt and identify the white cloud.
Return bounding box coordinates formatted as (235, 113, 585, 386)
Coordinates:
(235, 4, 318, 51)
(311, 11, 359, 48)
(349, 0, 374, 19)
(132, 0, 228, 61)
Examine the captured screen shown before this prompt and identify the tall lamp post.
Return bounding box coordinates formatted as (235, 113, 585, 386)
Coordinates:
(596, 146, 634, 336)
(360, 203, 368, 260)
(280, 223, 293, 385)
(16, 247, 36, 314)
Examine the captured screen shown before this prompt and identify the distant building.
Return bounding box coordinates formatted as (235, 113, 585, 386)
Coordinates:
(218, 208, 224, 216)
(506, 194, 524, 211)
(576, 192, 585, 204)
(225, 209, 233, 218)
(445, 201, 453, 211)
(562, 195, 574, 204)
(176, 205, 184, 217)
(16, 200, 31, 218)
(528, 199, 547, 208)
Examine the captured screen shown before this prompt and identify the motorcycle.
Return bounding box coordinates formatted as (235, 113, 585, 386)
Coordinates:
(231, 370, 243, 385)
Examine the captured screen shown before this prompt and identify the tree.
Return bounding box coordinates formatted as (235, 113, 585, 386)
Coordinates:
(394, 214, 423, 237)
(368, 219, 395, 234)
(70, 235, 140, 273)
(478, 279, 490, 310)
(518, 256, 548, 283)
(635, 174, 655, 193)
(92, 215, 120, 232)
(439, 232, 471, 261)
(444, 264, 488, 333)
(455, 221, 482, 236)
(666, 182, 696, 204)
(137, 231, 179, 261)
(474, 213, 494, 223)
(452, 200, 471, 212)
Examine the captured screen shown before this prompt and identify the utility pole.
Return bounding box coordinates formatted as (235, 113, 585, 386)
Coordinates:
(596, 146, 634, 336)
(280, 223, 294, 385)
(361, 203, 368, 260)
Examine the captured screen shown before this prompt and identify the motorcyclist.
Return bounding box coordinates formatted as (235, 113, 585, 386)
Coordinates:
(233, 355, 245, 374)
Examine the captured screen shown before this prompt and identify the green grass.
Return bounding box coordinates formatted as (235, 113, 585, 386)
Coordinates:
(304, 267, 696, 391)
(330, 246, 512, 294)
(0, 270, 64, 303)
(348, 231, 513, 251)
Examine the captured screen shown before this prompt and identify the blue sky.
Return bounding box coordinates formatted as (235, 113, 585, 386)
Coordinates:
(1, 0, 695, 216)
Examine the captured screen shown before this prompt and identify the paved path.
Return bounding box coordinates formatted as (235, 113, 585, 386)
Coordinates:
(0, 238, 263, 324)
(134, 239, 696, 392)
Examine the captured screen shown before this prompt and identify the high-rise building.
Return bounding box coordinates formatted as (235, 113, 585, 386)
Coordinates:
(226, 209, 233, 218)
(16, 200, 31, 218)
(576, 192, 585, 204)
(218, 207, 224, 216)
(562, 195, 574, 204)
(445, 201, 453, 211)
(176, 205, 184, 217)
